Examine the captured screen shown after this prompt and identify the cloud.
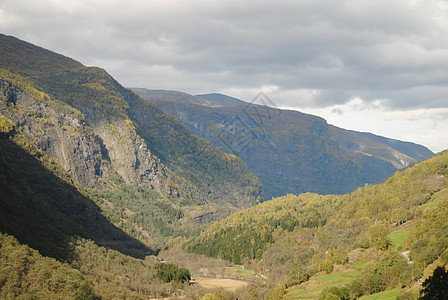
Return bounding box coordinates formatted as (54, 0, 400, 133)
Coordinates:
(1, 0, 447, 150)
(283, 98, 448, 153)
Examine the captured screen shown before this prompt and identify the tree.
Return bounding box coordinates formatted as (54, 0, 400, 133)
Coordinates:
(245, 284, 259, 300)
(200, 293, 216, 300)
(75, 283, 96, 300)
(420, 266, 448, 300)
(287, 261, 310, 286)
(323, 259, 334, 274)
(319, 286, 350, 300)
(365, 221, 391, 250)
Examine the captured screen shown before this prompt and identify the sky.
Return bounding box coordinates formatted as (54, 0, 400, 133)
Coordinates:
(1, 0, 447, 152)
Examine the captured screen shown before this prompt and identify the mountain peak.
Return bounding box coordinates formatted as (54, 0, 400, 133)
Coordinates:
(0, 34, 83, 76)
(130, 88, 222, 107)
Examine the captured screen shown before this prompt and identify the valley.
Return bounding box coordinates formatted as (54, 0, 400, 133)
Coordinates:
(0, 33, 447, 300)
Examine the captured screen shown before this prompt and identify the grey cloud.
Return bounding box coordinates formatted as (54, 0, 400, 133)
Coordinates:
(1, 0, 447, 110)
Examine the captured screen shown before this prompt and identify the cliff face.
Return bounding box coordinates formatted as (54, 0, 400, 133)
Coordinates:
(0, 77, 170, 194)
(0, 78, 109, 189)
(92, 120, 168, 192)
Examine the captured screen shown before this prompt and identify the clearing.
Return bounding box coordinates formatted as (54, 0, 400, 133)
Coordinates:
(191, 277, 249, 292)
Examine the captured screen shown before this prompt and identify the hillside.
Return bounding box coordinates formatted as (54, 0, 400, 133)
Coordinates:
(0, 33, 265, 297)
(183, 150, 448, 298)
(0, 33, 263, 250)
(133, 88, 433, 199)
(0, 116, 193, 298)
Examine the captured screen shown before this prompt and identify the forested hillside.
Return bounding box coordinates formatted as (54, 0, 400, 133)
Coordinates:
(184, 150, 448, 298)
(134, 89, 433, 199)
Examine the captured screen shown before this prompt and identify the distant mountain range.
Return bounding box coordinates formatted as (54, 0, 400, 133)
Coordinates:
(132, 88, 434, 199)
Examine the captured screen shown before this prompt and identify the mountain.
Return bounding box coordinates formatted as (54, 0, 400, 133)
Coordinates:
(0, 33, 264, 298)
(196, 93, 248, 107)
(132, 88, 434, 199)
(183, 149, 448, 298)
(0, 34, 263, 250)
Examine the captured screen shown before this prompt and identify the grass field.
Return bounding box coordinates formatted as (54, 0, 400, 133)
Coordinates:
(388, 231, 409, 249)
(192, 277, 249, 292)
(359, 287, 403, 299)
(285, 263, 366, 299)
(227, 266, 254, 279)
(420, 187, 448, 211)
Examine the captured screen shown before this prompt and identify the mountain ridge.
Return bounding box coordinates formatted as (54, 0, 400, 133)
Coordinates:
(133, 88, 434, 199)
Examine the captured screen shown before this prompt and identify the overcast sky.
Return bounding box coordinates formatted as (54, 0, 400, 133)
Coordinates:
(1, 0, 447, 152)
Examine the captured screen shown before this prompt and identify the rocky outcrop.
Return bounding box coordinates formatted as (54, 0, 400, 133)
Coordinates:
(0, 79, 168, 193)
(91, 120, 168, 193)
(0, 79, 109, 188)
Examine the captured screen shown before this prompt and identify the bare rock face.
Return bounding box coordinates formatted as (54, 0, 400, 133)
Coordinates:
(0, 79, 110, 188)
(0, 79, 168, 193)
(92, 120, 168, 193)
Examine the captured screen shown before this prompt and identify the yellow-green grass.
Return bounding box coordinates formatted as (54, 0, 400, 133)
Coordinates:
(388, 231, 410, 249)
(286, 263, 366, 299)
(359, 287, 403, 299)
(226, 266, 254, 278)
(420, 187, 448, 211)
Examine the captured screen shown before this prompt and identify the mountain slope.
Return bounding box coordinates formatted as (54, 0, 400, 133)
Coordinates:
(0, 123, 148, 260)
(0, 34, 263, 249)
(183, 150, 448, 297)
(133, 88, 434, 199)
(196, 93, 248, 107)
(0, 34, 82, 77)
(0, 118, 192, 299)
(0, 33, 246, 298)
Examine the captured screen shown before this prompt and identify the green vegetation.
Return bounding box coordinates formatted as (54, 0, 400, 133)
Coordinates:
(0, 233, 94, 299)
(1, 32, 446, 300)
(0, 33, 265, 252)
(359, 287, 403, 300)
(155, 263, 191, 284)
(82, 181, 185, 249)
(184, 150, 448, 298)
(420, 187, 448, 211)
(388, 231, 409, 250)
(0, 33, 264, 298)
(183, 192, 331, 264)
(286, 263, 366, 298)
